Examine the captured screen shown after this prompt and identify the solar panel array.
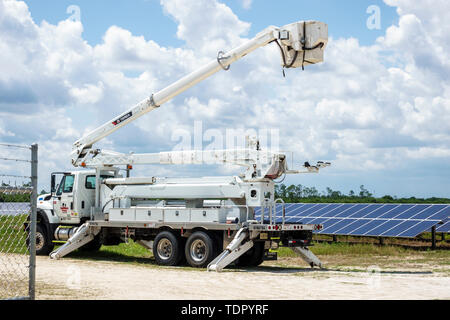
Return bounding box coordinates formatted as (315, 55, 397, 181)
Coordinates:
(254, 203, 450, 238)
(436, 219, 450, 233)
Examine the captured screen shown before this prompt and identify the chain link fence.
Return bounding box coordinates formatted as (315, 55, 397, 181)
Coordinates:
(0, 143, 37, 300)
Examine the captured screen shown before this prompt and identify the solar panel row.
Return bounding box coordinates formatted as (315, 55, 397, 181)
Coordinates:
(436, 220, 450, 233)
(254, 203, 450, 238)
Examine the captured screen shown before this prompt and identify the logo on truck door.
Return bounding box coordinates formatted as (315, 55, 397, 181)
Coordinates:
(112, 112, 132, 126)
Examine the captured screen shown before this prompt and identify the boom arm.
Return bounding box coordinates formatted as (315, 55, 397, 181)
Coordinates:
(72, 20, 328, 167)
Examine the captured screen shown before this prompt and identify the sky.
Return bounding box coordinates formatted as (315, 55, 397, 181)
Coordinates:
(0, 0, 449, 198)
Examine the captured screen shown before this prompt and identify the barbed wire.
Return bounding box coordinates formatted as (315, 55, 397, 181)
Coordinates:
(0, 157, 31, 163)
(0, 174, 32, 179)
(0, 143, 31, 150)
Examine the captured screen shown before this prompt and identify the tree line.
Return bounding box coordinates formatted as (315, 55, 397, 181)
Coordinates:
(0, 182, 32, 202)
(274, 184, 450, 204)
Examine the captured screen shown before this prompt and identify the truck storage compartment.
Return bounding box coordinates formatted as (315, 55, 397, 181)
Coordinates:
(164, 209, 190, 223)
(190, 209, 225, 223)
(109, 208, 136, 221)
(135, 208, 163, 222)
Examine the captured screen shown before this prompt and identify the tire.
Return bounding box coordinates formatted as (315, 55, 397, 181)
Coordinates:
(153, 231, 183, 266)
(178, 236, 187, 265)
(235, 241, 265, 267)
(29, 224, 54, 256)
(79, 235, 102, 252)
(185, 231, 217, 268)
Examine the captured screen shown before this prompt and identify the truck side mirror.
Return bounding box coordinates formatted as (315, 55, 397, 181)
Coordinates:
(51, 175, 56, 194)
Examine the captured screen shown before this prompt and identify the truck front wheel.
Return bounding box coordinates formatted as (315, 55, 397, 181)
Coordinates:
(28, 224, 54, 256)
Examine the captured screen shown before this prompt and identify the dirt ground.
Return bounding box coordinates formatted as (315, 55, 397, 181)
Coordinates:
(31, 256, 450, 300)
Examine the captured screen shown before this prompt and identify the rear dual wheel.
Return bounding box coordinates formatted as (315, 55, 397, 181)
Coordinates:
(185, 231, 217, 268)
(153, 231, 184, 266)
(153, 230, 217, 268)
(152, 230, 220, 268)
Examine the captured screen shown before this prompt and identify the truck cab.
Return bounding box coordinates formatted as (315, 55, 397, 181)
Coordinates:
(49, 171, 116, 224)
(34, 170, 114, 255)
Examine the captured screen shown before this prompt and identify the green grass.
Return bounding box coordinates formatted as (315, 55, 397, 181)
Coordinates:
(61, 240, 154, 265)
(276, 241, 430, 257)
(99, 241, 153, 258)
(309, 242, 410, 256)
(0, 214, 29, 254)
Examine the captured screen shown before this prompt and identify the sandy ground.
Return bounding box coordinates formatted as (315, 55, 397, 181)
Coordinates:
(27, 256, 450, 300)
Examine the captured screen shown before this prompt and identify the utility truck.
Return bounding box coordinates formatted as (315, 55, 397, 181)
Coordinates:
(34, 21, 329, 271)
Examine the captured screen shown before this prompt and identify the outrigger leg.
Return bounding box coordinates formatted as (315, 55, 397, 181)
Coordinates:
(291, 246, 323, 268)
(50, 223, 100, 260)
(207, 227, 253, 272)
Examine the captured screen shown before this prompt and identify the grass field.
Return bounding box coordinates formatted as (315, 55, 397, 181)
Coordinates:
(0, 214, 29, 254)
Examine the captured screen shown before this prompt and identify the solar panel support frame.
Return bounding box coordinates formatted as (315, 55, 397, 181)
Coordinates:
(431, 225, 436, 250)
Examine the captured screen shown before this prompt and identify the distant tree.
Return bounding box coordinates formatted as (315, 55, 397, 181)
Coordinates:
(303, 186, 319, 197)
(359, 185, 373, 198)
(275, 184, 287, 199)
(325, 187, 342, 199)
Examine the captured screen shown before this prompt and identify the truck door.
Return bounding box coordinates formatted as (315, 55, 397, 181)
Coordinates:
(53, 174, 78, 223)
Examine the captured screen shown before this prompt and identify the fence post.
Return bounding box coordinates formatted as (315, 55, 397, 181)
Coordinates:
(29, 144, 38, 300)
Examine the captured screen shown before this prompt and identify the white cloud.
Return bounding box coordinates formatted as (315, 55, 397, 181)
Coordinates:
(241, 0, 252, 10)
(160, 0, 250, 55)
(0, 0, 449, 196)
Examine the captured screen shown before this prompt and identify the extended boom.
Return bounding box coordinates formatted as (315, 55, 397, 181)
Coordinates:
(72, 21, 328, 167)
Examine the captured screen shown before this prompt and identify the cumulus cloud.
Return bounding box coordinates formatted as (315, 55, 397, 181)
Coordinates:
(160, 0, 250, 55)
(240, 0, 252, 10)
(0, 0, 449, 196)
